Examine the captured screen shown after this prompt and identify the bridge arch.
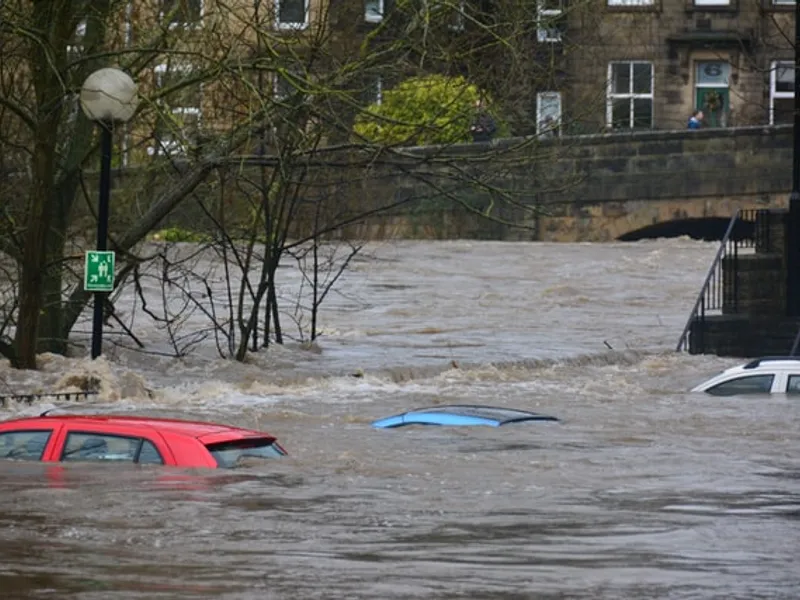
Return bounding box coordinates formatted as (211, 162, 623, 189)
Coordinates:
(616, 216, 755, 242)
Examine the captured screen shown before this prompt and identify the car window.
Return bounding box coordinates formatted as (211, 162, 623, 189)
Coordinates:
(706, 374, 775, 396)
(206, 438, 286, 468)
(787, 375, 800, 395)
(136, 440, 163, 464)
(61, 432, 164, 465)
(0, 430, 52, 461)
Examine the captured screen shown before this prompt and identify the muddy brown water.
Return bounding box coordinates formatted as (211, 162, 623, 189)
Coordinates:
(0, 240, 798, 599)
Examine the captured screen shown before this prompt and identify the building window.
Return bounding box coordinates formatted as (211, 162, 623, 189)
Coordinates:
(449, 0, 466, 31)
(607, 0, 655, 6)
(694, 0, 730, 5)
(537, 0, 563, 43)
(537, 92, 562, 137)
(772, 0, 794, 4)
(607, 61, 653, 129)
(150, 63, 202, 157)
(67, 20, 86, 59)
(160, 0, 203, 27)
(276, 0, 308, 29)
(274, 72, 295, 101)
(368, 76, 383, 106)
(771, 61, 794, 125)
(365, 0, 383, 22)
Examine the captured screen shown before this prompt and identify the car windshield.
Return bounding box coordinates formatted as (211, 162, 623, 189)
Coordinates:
(206, 438, 286, 468)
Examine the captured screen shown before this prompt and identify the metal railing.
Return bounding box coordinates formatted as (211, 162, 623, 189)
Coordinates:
(676, 209, 768, 353)
(0, 391, 97, 408)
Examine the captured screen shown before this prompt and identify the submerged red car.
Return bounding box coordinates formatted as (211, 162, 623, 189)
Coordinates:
(0, 413, 286, 469)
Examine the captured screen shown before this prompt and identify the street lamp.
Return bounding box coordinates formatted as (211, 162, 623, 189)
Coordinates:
(79, 68, 138, 359)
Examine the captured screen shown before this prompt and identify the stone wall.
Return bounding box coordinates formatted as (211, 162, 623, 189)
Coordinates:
(565, 3, 795, 131)
(84, 125, 795, 243)
(340, 124, 794, 242)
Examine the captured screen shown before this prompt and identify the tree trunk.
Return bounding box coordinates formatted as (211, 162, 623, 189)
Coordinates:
(14, 137, 56, 369)
(13, 0, 75, 367)
(38, 228, 67, 355)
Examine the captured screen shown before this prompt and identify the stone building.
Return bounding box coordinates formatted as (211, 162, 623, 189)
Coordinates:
(3, 0, 795, 167)
(555, 0, 796, 132)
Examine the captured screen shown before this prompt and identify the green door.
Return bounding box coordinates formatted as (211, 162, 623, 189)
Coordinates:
(695, 88, 729, 128)
(695, 61, 731, 128)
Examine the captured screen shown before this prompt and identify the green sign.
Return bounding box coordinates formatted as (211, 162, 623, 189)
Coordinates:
(84, 251, 116, 292)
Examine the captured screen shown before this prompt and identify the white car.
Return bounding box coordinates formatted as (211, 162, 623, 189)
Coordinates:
(691, 357, 800, 395)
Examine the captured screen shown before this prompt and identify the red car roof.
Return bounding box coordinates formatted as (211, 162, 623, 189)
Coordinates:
(0, 414, 269, 440)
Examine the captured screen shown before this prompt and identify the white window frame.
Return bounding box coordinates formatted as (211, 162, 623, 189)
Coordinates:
(695, 61, 730, 89)
(694, 0, 730, 5)
(606, 61, 654, 129)
(607, 0, 655, 6)
(449, 0, 466, 31)
(159, 0, 204, 29)
(149, 63, 202, 157)
(772, 0, 794, 5)
(275, 0, 309, 30)
(125, 1, 133, 47)
(537, 0, 563, 43)
(536, 91, 562, 136)
(770, 60, 794, 125)
(365, 0, 383, 23)
(372, 76, 383, 106)
(67, 20, 86, 57)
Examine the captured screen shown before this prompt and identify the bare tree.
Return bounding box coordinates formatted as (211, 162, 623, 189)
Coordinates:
(0, 0, 586, 368)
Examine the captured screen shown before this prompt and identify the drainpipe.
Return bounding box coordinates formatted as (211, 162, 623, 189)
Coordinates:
(787, 0, 800, 317)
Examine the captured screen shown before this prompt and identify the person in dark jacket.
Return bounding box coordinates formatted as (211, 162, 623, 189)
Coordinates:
(470, 99, 497, 142)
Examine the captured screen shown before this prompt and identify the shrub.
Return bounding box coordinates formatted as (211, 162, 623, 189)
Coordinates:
(353, 74, 503, 146)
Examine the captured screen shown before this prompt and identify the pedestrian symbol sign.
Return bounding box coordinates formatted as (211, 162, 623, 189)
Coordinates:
(84, 251, 115, 292)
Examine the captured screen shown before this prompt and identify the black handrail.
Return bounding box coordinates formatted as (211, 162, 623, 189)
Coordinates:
(676, 211, 743, 352)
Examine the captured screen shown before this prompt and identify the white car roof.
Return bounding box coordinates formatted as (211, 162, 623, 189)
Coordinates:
(691, 356, 800, 392)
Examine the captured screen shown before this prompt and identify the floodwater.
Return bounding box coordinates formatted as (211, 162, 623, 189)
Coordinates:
(0, 239, 798, 600)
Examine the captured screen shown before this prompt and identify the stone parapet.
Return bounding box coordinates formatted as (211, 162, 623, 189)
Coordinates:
(67, 125, 794, 243)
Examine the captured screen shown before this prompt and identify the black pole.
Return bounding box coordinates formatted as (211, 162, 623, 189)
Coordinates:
(91, 123, 113, 359)
(788, 0, 800, 317)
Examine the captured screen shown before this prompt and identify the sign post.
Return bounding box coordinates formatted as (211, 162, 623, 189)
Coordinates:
(84, 251, 115, 293)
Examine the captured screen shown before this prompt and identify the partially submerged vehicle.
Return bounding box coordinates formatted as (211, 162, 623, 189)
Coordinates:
(0, 412, 286, 468)
(691, 356, 800, 396)
(372, 404, 560, 428)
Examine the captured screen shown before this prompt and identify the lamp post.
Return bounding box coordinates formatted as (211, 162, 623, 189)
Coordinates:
(788, 1, 800, 317)
(79, 68, 138, 359)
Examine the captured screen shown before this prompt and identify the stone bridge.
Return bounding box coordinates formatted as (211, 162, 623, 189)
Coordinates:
(96, 125, 794, 244)
(348, 125, 793, 242)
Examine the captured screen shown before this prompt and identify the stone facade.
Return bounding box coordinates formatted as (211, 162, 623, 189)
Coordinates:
(560, 0, 795, 132)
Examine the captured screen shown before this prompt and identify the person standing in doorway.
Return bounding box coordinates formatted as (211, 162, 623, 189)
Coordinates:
(687, 109, 704, 129)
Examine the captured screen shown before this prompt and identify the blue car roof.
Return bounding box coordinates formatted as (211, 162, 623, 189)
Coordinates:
(371, 404, 560, 429)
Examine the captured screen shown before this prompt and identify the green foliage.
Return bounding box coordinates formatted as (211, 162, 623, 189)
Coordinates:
(150, 227, 209, 243)
(354, 75, 502, 146)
